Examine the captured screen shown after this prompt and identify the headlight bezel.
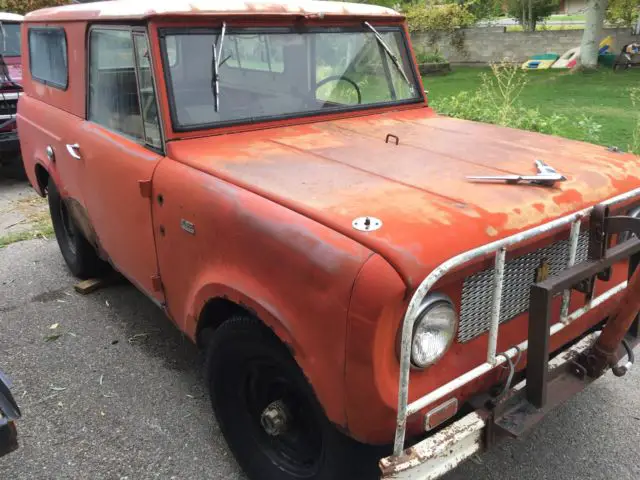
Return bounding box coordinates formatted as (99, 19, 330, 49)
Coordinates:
(406, 293, 458, 370)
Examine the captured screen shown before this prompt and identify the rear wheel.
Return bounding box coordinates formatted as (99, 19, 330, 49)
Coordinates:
(205, 316, 382, 480)
(48, 178, 107, 278)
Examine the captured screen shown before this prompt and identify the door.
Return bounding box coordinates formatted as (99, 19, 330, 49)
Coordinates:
(76, 26, 165, 303)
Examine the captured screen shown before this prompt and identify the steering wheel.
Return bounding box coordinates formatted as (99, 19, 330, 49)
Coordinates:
(314, 75, 362, 105)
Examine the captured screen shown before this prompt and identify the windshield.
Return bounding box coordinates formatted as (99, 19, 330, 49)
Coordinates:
(160, 27, 421, 130)
(0, 22, 21, 57)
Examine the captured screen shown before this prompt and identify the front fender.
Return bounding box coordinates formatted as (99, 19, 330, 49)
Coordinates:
(152, 159, 373, 427)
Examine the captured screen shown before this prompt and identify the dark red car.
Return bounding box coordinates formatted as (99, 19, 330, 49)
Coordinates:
(0, 12, 23, 177)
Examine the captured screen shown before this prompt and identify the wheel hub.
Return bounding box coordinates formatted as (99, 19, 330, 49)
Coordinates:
(260, 399, 289, 437)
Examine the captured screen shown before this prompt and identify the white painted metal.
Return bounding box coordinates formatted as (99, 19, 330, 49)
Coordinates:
(405, 281, 626, 418)
(0, 13, 23, 23)
(561, 218, 583, 321)
(486, 248, 506, 365)
(394, 185, 640, 457)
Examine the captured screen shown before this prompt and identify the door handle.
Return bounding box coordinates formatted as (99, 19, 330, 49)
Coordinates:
(66, 143, 81, 160)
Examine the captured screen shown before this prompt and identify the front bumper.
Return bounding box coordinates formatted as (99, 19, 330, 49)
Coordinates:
(380, 331, 638, 479)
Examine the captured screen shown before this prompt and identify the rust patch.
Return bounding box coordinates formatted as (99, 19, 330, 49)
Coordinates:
(553, 188, 584, 206)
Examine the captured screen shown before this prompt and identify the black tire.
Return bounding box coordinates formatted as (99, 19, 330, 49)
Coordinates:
(205, 316, 383, 480)
(47, 178, 107, 279)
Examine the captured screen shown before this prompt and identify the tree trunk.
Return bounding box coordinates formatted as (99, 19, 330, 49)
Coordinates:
(579, 0, 608, 69)
(528, 0, 534, 32)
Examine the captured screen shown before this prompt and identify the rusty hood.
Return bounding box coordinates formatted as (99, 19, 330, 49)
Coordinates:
(167, 107, 640, 287)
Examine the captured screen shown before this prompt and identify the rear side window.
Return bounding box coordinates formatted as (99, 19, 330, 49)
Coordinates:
(28, 27, 68, 89)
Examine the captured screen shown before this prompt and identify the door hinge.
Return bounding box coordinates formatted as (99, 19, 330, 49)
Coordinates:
(151, 274, 163, 292)
(139, 180, 153, 198)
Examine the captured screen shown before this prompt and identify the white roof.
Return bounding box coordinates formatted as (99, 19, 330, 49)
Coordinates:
(0, 12, 24, 22)
(26, 0, 399, 21)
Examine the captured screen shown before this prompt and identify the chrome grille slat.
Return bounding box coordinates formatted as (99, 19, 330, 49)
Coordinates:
(458, 232, 589, 342)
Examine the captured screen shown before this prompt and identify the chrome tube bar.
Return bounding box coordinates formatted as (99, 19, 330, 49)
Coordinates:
(393, 186, 640, 457)
(487, 248, 506, 365)
(561, 218, 583, 321)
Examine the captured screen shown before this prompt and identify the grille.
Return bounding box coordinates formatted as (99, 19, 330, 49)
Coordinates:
(458, 232, 589, 342)
(0, 98, 17, 116)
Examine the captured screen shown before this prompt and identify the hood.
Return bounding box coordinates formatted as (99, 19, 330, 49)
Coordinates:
(167, 107, 640, 287)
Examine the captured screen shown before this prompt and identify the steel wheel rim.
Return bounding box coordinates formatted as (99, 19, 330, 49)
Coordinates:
(239, 357, 324, 477)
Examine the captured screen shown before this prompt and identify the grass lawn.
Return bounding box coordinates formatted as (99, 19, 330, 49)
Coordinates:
(423, 67, 640, 150)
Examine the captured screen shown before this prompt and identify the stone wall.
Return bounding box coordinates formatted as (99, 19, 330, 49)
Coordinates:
(412, 27, 637, 65)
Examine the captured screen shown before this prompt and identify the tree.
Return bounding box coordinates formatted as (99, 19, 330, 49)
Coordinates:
(0, 0, 68, 15)
(606, 0, 640, 28)
(506, 0, 558, 32)
(579, 0, 608, 69)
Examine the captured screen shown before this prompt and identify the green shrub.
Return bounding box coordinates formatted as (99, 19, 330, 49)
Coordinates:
(431, 62, 565, 136)
(406, 3, 475, 33)
(415, 49, 446, 64)
(0, 0, 67, 15)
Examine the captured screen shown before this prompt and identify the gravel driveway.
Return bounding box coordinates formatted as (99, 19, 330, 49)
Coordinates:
(1, 237, 640, 480)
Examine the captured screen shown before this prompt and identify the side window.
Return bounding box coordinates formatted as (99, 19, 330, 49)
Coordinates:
(133, 33, 161, 148)
(89, 29, 143, 142)
(29, 28, 68, 89)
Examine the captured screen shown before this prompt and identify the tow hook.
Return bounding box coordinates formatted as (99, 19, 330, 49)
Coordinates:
(611, 339, 635, 377)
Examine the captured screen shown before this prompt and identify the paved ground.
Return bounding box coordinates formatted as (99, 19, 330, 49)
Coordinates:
(0, 177, 48, 239)
(1, 212, 640, 479)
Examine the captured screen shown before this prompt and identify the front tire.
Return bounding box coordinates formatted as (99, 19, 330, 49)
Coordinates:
(205, 316, 382, 480)
(48, 178, 107, 279)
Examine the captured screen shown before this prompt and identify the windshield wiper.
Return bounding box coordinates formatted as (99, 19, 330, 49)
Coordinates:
(211, 22, 227, 112)
(363, 21, 413, 91)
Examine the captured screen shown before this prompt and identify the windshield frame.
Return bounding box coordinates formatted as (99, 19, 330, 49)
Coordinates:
(158, 24, 424, 133)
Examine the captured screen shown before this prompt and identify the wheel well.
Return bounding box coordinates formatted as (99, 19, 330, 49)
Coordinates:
(196, 298, 250, 349)
(35, 164, 50, 196)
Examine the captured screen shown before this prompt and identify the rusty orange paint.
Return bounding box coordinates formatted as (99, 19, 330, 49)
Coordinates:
(17, 1, 640, 449)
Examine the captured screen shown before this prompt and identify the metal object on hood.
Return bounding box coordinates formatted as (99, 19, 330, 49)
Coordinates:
(352, 216, 382, 232)
(466, 160, 567, 187)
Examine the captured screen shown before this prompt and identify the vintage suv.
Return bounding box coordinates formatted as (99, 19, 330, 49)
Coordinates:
(17, 1, 640, 479)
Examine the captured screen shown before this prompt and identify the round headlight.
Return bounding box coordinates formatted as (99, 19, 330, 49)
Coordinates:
(410, 295, 457, 369)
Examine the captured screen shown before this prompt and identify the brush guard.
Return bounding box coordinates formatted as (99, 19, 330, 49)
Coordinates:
(382, 190, 640, 479)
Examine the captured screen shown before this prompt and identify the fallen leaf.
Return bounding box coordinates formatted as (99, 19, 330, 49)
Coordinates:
(99, 375, 104, 386)
(105, 300, 110, 307)
(50, 386, 66, 391)
(49, 323, 59, 330)
(45, 334, 62, 342)
(57, 401, 63, 407)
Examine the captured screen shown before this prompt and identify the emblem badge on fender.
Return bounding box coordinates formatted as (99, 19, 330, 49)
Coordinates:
(180, 219, 196, 235)
(535, 258, 551, 283)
